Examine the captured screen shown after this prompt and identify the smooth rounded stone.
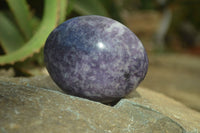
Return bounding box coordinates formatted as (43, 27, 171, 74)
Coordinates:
(44, 15, 148, 102)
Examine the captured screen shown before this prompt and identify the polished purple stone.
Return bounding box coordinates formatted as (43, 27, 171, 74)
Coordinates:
(44, 15, 148, 103)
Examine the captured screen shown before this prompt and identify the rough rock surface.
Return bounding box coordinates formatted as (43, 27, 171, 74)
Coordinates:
(0, 76, 200, 133)
(141, 54, 200, 111)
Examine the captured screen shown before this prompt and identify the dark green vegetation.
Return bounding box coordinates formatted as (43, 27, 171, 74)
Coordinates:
(0, 0, 122, 76)
(0, 0, 199, 76)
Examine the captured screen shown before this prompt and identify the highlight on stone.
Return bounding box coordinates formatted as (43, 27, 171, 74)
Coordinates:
(44, 15, 148, 103)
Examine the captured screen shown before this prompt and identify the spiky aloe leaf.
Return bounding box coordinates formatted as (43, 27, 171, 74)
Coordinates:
(0, 0, 67, 65)
(58, 0, 68, 24)
(0, 12, 25, 53)
(6, 0, 33, 40)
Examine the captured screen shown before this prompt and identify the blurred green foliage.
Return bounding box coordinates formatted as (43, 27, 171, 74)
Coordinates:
(171, 0, 200, 29)
(0, 0, 199, 76)
(68, 0, 122, 22)
(0, 0, 122, 76)
(0, 0, 67, 65)
(166, 0, 200, 49)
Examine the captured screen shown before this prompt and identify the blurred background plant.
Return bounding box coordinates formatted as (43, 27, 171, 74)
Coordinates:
(0, 0, 123, 76)
(0, 0, 200, 111)
(0, 0, 67, 76)
(0, 0, 199, 76)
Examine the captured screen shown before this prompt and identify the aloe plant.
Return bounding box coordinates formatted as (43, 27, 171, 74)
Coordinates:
(0, 0, 68, 65)
(0, 0, 122, 76)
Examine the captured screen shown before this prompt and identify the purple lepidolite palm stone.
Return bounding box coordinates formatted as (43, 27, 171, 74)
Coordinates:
(44, 15, 148, 103)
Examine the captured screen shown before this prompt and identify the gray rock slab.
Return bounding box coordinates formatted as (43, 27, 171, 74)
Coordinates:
(0, 76, 199, 133)
(141, 53, 200, 111)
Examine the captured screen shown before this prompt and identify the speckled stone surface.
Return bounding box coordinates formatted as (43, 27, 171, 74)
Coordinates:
(44, 15, 148, 102)
(1, 76, 200, 133)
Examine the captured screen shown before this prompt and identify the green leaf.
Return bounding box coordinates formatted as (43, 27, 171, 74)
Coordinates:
(100, 0, 123, 22)
(6, 0, 33, 40)
(73, 0, 109, 16)
(0, 0, 68, 65)
(0, 12, 25, 53)
(67, 0, 75, 15)
(30, 16, 40, 33)
(58, 0, 68, 24)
